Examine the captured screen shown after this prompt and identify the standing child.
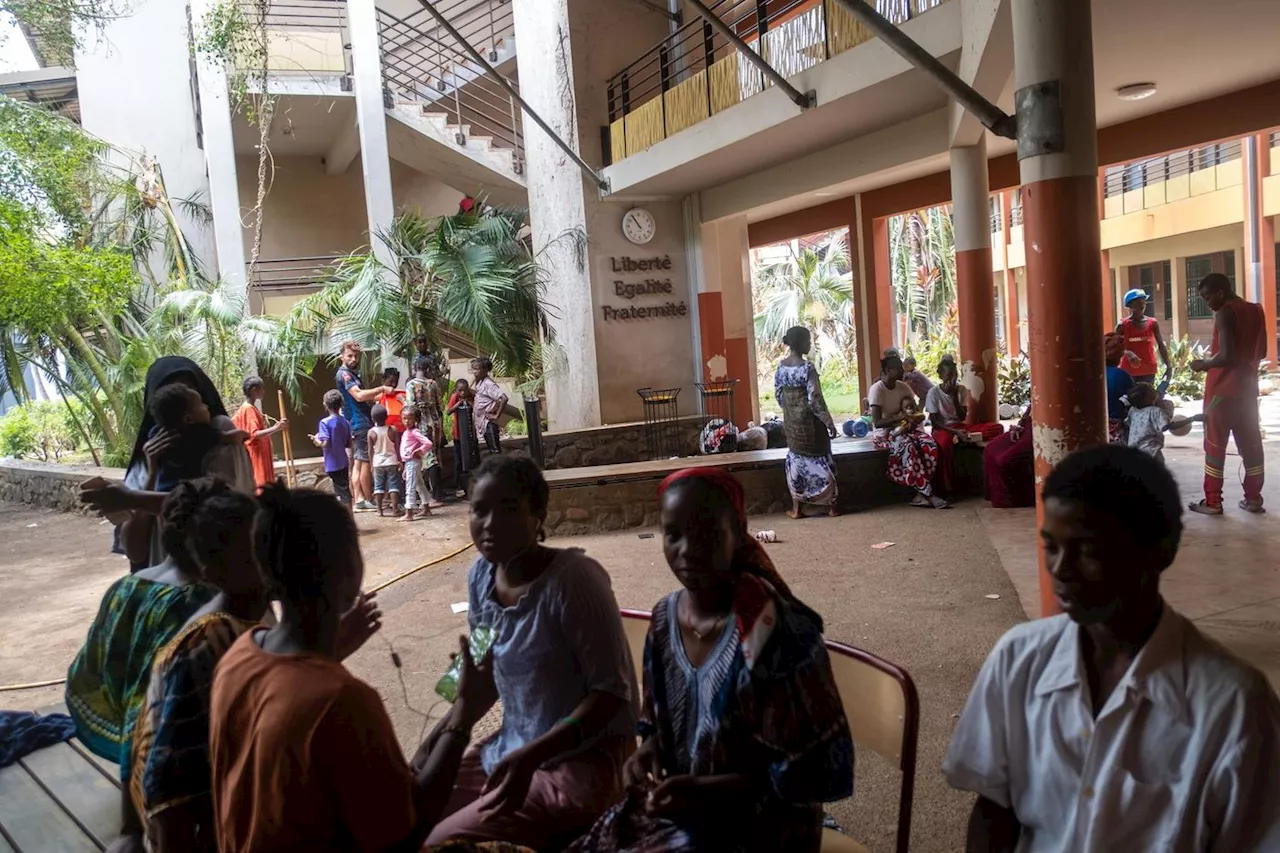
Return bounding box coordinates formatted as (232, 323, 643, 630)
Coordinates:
(231, 377, 289, 490)
(377, 368, 407, 431)
(147, 384, 250, 494)
(398, 407, 434, 522)
(368, 405, 402, 517)
(309, 390, 353, 507)
(446, 378, 475, 496)
(470, 357, 507, 455)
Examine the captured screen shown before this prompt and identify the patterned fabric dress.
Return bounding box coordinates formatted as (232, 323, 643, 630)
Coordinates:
(408, 376, 445, 447)
(873, 425, 940, 495)
(774, 362, 838, 506)
(569, 578, 854, 853)
(65, 575, 215, 770)
(129, 610, 257, 851)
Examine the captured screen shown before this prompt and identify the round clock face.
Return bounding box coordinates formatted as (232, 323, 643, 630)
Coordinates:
(622, 208, 656, 244)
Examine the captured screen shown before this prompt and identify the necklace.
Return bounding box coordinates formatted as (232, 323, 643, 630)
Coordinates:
(683, 594, 728, 641)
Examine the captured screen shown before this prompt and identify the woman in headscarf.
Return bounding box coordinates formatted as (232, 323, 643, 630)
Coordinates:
(569, 468, 854, 853)
(111, 357, 254, 570)
(774, 326, 839, 519)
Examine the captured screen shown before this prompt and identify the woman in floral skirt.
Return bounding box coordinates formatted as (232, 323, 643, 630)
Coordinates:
(774, 327, 840, 518)
(868, 353, 948, 508)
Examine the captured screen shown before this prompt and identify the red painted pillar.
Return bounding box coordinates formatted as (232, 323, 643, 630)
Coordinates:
(1001, 190, 1020, 357)
(951, 139, 998, 422)
(1246, 132, 1278, 369)
(1013, 0, 1106, 617)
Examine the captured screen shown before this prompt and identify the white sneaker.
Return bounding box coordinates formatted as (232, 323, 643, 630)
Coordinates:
(354, 500, 377, 513)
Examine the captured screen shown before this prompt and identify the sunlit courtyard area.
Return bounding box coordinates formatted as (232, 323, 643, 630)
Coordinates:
(3, 0, 1280, 850)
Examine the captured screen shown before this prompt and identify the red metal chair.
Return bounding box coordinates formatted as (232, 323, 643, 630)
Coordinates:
(617, 609, 919, 853)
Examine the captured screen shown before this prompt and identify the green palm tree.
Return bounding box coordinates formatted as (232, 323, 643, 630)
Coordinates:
(286, 205, 555, 378)
(890, 205, 958, 342)
(752, 234, 855, 368)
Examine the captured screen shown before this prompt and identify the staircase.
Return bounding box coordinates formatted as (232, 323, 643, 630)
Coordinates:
(377, 0, 526, 193)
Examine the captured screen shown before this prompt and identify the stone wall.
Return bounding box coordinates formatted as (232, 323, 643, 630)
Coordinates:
(502, 417, 704, 469)
(0, 460, 126, 515)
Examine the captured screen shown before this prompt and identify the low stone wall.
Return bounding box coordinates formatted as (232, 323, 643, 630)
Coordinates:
(0, 460, 126, 514)
(502, 417, 704, 469)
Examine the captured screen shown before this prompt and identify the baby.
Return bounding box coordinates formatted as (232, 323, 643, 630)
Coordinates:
(1125, 383, 1196, 461)
(147, 383, 248, 491)
(893, 398, 926, 437)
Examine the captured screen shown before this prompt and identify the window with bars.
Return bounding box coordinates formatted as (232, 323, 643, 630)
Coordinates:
(1184, 252, 1234, 319)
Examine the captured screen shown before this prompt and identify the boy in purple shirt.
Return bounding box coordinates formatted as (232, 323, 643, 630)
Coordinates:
(309, 390, 353, 506)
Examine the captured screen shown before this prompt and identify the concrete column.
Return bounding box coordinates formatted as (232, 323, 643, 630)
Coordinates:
(698, 216, 756, 423)
(1013, 0, 1105, 617)
(1115, 265, 1132, 324)
(1246, 132, 1279, 368)
(510, 0, 600, 430)
(1170, 258, 1189, 341)
(189, 0, 246, 298)
(950, 139, 998, 422)
(347, 0, 396, 272)
(1000, 190, 1020, 357)
(1097, 170, 1115, 330)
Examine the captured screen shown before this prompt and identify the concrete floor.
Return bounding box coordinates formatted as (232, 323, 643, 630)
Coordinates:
(1, 400, 1277, 851)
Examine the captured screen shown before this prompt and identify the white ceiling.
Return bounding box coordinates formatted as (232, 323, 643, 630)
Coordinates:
(231, 95, 356, 156)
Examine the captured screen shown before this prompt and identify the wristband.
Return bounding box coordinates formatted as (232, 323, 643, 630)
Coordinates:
(440, 723, 472, 744)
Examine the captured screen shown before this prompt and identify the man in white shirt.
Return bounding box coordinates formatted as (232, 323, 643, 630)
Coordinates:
(943, 444, 1280, 853)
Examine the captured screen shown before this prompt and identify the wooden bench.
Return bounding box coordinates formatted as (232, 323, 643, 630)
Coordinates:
(0, 706, 122, 852)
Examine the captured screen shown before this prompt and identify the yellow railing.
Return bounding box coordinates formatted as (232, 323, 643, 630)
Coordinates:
(606, 0, 948, 163)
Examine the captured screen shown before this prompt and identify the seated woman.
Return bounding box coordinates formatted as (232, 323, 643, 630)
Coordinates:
(117, 479, 381, 852)
(209, 484, 515, 851)
(869, 354, 948, 508)
(65, 482, 220, 769)
(924, 355, 971, 496)
(426, 453, 640, 849)
(570, 468, 854, 853)
(983, 407, 1035, 508)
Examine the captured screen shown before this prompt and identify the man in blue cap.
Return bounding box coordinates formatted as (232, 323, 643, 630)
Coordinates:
(1116, 288, 1170, 386)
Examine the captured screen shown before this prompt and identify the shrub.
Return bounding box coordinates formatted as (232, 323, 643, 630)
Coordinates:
(1166, 336, 1208, 401)
(999, 355, 1031, 409)
(0, 399, 86, 461)
(904, 328, 960, 379)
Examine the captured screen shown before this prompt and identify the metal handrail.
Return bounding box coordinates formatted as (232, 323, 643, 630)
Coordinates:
(248, 255, 345, 289)
(375, 1, 524, 162)
(1102, 140, 1244, 199)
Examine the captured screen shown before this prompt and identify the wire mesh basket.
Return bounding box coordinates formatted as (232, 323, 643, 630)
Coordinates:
(637, 387, 682, 461)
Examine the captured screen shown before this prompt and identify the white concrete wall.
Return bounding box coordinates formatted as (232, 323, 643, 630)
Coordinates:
(75, 0, 215, 271)
(235, 154, 463, 260)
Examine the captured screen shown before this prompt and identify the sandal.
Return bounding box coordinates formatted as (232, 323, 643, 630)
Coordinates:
(909, 494, 930, 507)
(929, 495, 951, 509)
(1239, 499, 1266, 514)
(1188, 500, 1224, 516)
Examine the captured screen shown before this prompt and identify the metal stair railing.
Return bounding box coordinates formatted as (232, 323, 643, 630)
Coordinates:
(376, 0, 524, 167)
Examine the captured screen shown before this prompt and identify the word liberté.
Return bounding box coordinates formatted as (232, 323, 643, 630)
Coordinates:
(603, 255, 688, 322)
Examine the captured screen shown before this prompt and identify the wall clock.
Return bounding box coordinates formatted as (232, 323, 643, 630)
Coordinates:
(622, 207, 656, 244)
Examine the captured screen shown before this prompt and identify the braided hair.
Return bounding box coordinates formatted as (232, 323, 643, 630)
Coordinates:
(254, 481, 359, 604)
(159, 478, 232, 575)
(187, 485, 259, 584)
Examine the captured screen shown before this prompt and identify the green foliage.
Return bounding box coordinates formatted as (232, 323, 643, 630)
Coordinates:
(195, 1, 269, 117)
(753, 234, 854, 369)
(903, 326, 959, 380)
(1166, 335, 1208, 400)
(0, 202, 135, 334)
(0, 398, 89, 461)
(889, 206, 957, 337)
(0, 97, 108, 234)
(288, 207, 555, 378)
(999, 355, 1031, 408)
(1, 0, 129, 70)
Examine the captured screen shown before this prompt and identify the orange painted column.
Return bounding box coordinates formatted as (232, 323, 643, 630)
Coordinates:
(1001, 190, 1020, 357)
(1013, 0, 1107, 617)
(950, 139, 998, 423)
(1246, 132, 1278, 368)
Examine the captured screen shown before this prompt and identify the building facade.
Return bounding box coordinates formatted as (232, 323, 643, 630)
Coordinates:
(7, 0, 1280, 432)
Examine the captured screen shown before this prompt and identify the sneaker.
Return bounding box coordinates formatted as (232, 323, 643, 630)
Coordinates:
(354, 500, 377, 513)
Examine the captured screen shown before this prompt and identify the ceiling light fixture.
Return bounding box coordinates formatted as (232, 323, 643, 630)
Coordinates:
(1116, 82, 1157, 101)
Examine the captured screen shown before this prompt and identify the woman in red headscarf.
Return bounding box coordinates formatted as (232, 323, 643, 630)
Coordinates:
(569, 468, 853, 853)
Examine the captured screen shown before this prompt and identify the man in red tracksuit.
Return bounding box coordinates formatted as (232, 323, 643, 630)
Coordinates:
(1189, 273, 1267, 515)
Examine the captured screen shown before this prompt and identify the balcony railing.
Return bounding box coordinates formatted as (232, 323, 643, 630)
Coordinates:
(1102, 140, 1243, 199)
(240, 0, 351, 77)
(376, 0, 524, 160)
(248, 255, 344, 290)
(605, 0, 948, 164)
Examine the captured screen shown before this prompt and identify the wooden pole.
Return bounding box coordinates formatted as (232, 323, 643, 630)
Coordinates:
(276, 389, 296, 487)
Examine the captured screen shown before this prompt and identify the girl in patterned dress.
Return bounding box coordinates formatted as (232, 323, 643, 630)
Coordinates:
(569, 468, 854, 853)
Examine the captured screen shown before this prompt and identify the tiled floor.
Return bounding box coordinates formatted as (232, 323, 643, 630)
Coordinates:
(977, 427, 1280, 688)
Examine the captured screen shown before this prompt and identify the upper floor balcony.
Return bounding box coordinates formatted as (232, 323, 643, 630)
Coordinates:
(600, 0, 957, 198)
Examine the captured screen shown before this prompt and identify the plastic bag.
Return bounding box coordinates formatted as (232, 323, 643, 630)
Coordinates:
(434, 624, 495, 702)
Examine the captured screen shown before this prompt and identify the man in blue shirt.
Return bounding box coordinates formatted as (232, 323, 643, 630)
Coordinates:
(335, 340, 392, 511)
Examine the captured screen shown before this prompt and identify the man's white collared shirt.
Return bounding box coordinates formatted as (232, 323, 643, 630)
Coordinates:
(943, 606, 1280, 852)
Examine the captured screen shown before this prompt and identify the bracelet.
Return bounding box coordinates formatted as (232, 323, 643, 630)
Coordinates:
(440, 723, 472, 744)
(562, 715, 584, 747)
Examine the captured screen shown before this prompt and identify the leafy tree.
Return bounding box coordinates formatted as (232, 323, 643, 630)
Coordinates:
(1, 0, 130, 68)
(889, 205, 957, 342)
(288, 206, 555, 378)
(752, 233, 855, 369)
